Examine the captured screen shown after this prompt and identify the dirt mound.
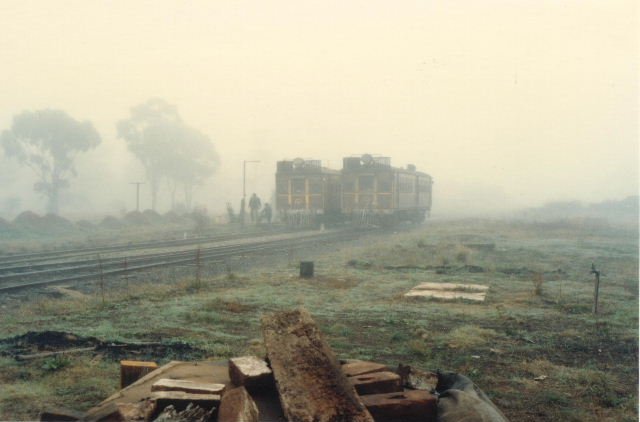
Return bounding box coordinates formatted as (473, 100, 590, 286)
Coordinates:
(41, 213, 75, 231)
(142, 209, 164, 225)
(0, 217, 13, 232)
(13, 210, 44, 228)
(76, 219, 95, 230)
(124, 210, 150, 225)
(163, 210, 187, 224)
(100, 215, 124, 229)
(0, 331, 99, 354)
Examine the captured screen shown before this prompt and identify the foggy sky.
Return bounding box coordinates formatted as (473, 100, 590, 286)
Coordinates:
(0, 1, 637, 218)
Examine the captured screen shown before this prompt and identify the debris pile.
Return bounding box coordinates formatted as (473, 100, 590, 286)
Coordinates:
(39, 308, 508, 422)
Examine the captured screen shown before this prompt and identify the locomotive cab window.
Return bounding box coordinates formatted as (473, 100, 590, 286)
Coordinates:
(309, 179, 322, 194)
(377, 174, 393, 192)
(276, 179, 289, 194)
(292, 178, 305, 194)
(358, 175, 374, 192)
(342, 180, 355, 192)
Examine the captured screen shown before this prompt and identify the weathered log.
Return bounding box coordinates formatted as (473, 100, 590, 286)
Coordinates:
(261, 308, 374, 422)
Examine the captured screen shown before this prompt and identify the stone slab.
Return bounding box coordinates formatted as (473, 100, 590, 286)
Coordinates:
(151, 378, 226, 395)
(228, 356, 273, 391)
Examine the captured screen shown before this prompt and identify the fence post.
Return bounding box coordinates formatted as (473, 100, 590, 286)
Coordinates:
(591, 263, 600, 314)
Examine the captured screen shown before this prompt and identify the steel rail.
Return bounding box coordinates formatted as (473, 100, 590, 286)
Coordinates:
(0, 227, 288, 267)
(0, 229, 365, 294)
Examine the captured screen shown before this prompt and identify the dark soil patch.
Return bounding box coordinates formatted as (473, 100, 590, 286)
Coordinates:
(13, 210, 44, 229)
(0, 330, 208, 362)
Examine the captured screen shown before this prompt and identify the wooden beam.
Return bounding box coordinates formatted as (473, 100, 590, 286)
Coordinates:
(261, 308, 374, 422)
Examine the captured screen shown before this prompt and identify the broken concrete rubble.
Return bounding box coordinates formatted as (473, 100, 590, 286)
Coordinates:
(217, 387, 259, 422)
(73, 308, 506, 422)
(228, 356, 273, 391)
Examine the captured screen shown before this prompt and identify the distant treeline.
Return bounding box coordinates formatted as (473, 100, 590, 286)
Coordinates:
(519, 196, 638, 224)
(0, 209, 210, 238)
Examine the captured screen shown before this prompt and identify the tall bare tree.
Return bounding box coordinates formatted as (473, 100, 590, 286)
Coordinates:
(1, 109, 100, 214)
(117, 99, 218, 211)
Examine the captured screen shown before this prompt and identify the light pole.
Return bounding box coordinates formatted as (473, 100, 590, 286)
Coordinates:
(241, 160, 260, 226)
(130, 182, 144, 212)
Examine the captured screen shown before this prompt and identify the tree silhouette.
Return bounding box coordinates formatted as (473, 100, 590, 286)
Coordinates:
(1, 109, 100, 214)
(117, 99, 218, 211)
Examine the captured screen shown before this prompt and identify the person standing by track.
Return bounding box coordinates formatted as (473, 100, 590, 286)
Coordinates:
(249, 193, 261, 224)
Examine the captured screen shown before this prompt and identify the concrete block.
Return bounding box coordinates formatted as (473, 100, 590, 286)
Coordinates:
(228, 356, 273, 391)
(217, 387, 259, 422)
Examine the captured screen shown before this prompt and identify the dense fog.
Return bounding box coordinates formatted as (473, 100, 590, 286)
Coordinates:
(0, 1, 637, 220)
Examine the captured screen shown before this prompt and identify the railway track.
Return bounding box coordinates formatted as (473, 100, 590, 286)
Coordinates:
(0, 228, 370, 294)
(0, 227, 288, 268)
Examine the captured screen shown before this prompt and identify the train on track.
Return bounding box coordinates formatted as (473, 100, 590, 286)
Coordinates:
(276, 154, 433, 227)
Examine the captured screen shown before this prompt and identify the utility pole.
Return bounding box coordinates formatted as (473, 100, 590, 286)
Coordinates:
(130, 182, 144, 212)
(241, 160, 260, 227)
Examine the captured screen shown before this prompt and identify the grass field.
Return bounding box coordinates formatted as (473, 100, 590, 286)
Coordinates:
(0, 219, 637, 421)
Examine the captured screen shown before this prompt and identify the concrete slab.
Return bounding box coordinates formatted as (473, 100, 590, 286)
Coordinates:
(412, 282, 489, 291)
(405, 290, 487, 302)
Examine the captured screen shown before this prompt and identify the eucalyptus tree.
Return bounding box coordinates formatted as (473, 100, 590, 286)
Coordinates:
(1, 109, 101, 214)
(117, 99, 218, 211)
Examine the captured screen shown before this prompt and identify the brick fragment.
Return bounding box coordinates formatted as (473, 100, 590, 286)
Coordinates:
(350, 371, 402, 395)
(151, 378, 226, 395)
(360, 390, 437, 422)
(342, 360, 390, 377)
(119, 360, 158, 388)
(217, 387, 259, 422)
(228, 356, 273, 391)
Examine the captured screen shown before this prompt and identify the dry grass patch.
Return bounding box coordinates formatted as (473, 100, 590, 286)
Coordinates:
(441, 325, 499, 349)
